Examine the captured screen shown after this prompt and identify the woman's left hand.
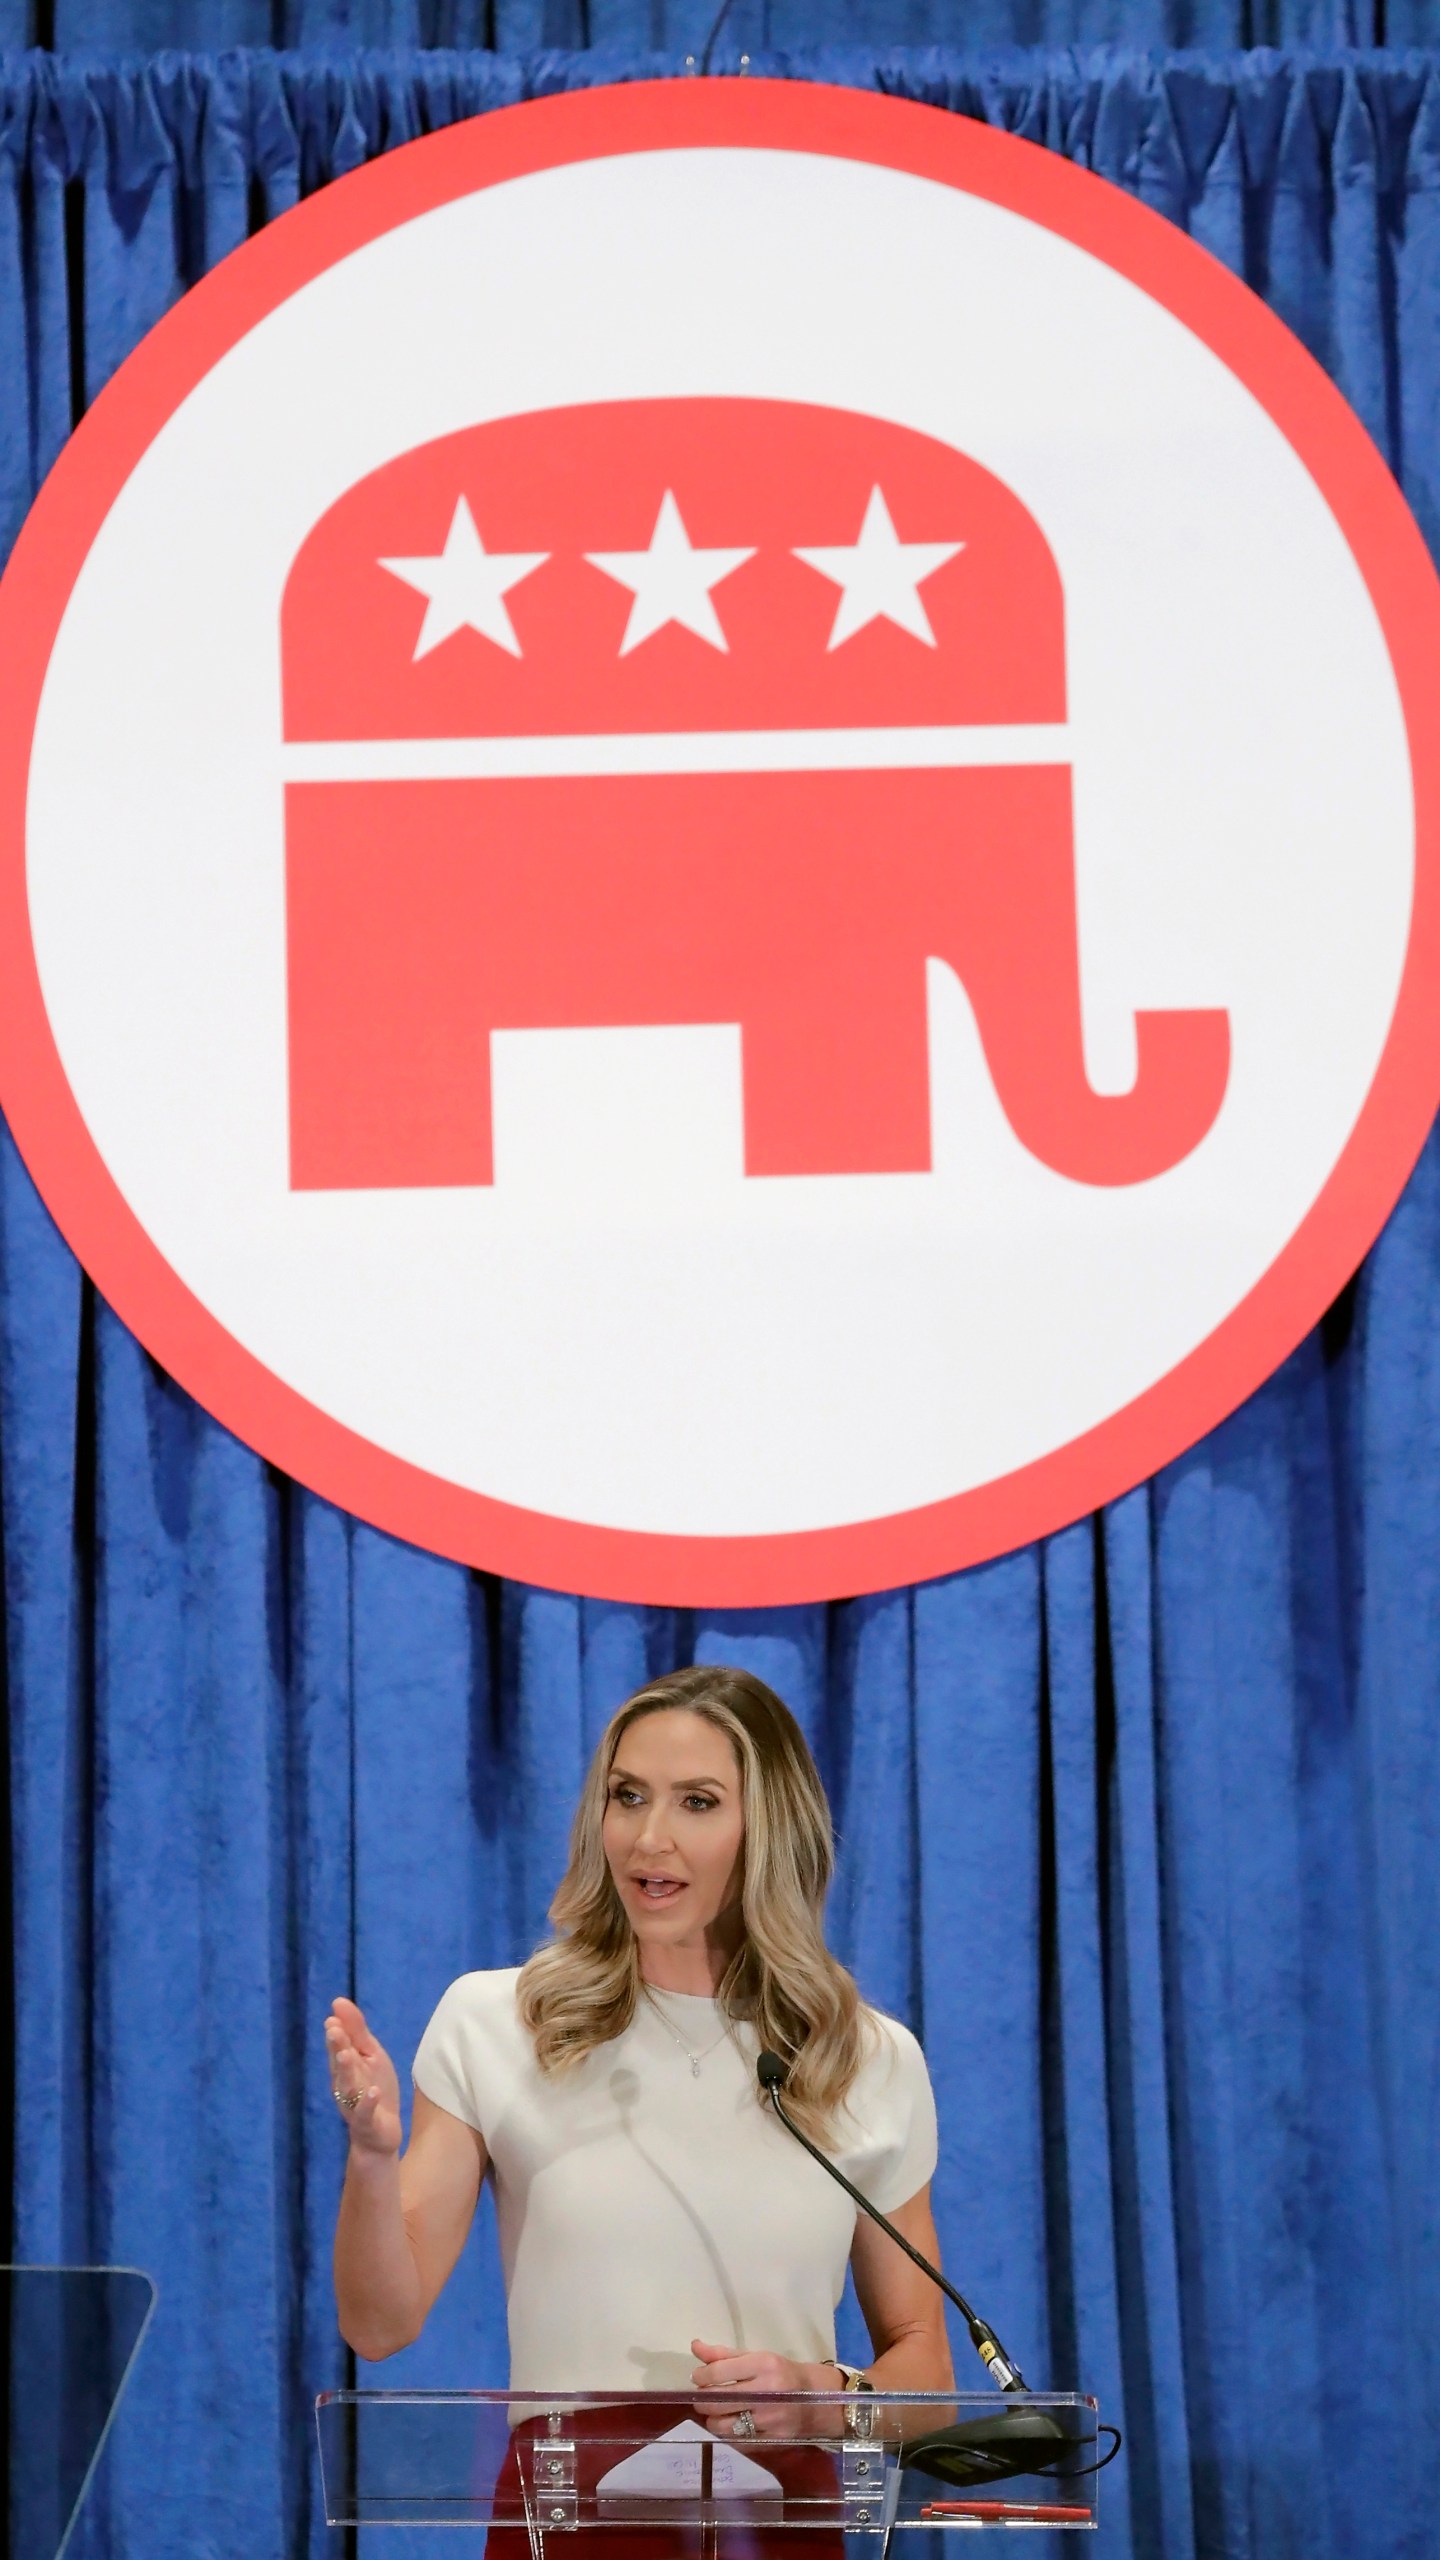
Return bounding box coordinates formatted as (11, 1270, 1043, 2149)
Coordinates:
(690, 2338, 843, 2437)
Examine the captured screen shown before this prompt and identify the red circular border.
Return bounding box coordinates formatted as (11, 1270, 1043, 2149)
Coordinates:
(2, 80, 1439, 1605)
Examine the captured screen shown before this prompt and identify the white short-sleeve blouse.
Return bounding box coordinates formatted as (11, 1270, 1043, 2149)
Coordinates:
(413, 1968, 938, 2391)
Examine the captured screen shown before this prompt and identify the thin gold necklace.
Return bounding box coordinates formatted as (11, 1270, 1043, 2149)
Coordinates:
(641, 1984, 733, 2077)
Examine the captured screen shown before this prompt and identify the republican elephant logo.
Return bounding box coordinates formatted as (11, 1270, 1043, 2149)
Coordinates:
(7, 80, 1433, 1602)
(281, 396, 1229, 1191)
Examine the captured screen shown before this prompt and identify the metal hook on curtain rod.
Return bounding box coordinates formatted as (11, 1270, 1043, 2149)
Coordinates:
(694, 0, 749, 75)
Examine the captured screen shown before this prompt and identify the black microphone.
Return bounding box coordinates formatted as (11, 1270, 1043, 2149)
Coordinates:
(756, 2050, 1074, 2488)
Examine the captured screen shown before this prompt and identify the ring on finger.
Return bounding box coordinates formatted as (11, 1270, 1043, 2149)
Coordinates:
(333, 2087, 362, 2112)
(731, 2410, 757, 2439)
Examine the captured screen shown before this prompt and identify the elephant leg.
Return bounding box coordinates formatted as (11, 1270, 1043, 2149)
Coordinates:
(286, 781, 499, 1188)
(676, 794, 933, 1178)
(740, 956, 933, 1177)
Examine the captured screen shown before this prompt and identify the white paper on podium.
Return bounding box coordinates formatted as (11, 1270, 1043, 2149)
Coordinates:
(596, 2420, 783, 2499)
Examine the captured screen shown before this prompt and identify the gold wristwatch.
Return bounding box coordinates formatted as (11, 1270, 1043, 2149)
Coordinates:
(825, 2360, 874, 2392)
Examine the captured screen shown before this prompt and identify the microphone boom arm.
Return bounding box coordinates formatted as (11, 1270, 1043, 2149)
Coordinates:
(755, 2052, 1029, 2391)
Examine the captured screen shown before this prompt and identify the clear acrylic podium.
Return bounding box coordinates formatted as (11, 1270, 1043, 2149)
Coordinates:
(7, 2266, 156, 2560)
(316, 2390, 1103, 2536)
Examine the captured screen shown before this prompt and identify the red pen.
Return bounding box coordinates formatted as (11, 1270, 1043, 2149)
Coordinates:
(919, 2502, 1092, 2524)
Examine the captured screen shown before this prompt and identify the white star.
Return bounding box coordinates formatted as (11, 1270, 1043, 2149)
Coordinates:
(794, 486, 964, 650)
(379, 497, 548, 660)
(586, 491, 755, 655)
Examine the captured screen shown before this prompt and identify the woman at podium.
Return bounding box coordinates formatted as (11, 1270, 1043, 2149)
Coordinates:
(326, 1663, 953, 2417)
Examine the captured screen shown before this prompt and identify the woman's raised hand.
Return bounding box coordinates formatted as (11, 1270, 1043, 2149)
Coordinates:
(325, 1997, 403, 2156)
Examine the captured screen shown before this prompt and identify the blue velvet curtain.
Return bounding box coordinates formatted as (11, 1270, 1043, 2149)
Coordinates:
(10, 5, 1440, 54)
(4, 41, 1439, 2560)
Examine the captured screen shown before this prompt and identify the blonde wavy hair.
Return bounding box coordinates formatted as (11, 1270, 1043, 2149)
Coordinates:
(516, 1665, 872, 2145)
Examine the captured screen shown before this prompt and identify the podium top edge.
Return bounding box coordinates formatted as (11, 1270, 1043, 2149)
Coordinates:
(314, 2389, 1099, 2410)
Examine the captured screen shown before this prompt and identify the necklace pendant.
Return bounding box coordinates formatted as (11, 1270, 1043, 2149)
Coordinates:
(690, 2056, 702, 2078)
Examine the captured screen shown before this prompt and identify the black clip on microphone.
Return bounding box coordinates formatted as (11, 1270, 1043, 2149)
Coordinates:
(756, 2051, 1074, 2489)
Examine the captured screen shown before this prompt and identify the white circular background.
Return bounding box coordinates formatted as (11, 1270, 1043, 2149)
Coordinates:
(26, 145, 1412, 1537)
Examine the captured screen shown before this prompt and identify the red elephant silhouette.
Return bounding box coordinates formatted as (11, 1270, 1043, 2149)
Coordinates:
(282, 398, 1228, 1189)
